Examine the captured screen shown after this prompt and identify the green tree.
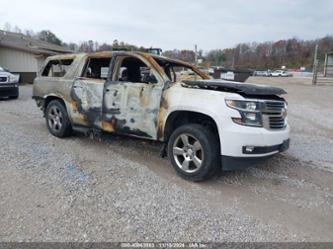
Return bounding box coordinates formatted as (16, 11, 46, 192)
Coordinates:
(37, 30, 62, 46)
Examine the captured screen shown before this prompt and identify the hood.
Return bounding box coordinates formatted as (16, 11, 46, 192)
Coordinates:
(0, 71, 12, 76)
(0, 72, 9, 78)
(181, 80, 286, 96)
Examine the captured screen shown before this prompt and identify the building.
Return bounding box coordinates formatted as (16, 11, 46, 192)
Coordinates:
(0, 30, 73, 83)
(324, 52, 333, 77)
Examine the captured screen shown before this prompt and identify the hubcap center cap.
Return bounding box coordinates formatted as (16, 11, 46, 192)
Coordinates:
(184, 148, 194, 159)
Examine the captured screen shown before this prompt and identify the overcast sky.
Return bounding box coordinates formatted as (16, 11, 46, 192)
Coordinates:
(1, 0, 332, 51)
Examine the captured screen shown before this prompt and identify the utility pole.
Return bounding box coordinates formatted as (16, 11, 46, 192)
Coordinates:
(324, 53, 328, 77)
(232, 44, 240, 70)
(231, 50, 236, 69)
(312, 44, 319, 85)
(194, 44, 198, 66)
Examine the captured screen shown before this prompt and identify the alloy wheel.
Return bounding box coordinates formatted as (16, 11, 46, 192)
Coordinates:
(48, 106, 63, 132)
(172, 133, 204, 173)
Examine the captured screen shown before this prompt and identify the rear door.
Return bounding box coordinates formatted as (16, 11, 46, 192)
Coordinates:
(102, 54, 164, 139)
(70, 57, 112, 127)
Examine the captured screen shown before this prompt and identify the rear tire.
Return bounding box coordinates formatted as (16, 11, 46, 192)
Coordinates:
(45, 100, 72, 138)
(167, 124, 220, 181)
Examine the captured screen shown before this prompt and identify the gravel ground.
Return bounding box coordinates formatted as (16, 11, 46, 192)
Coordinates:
(0, 78, 333, 242)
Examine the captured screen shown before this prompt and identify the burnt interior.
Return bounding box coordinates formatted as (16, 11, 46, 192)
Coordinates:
(42, 59, 73, 77)
(117, 57, 157, 84)
(82, 58, 111, 79)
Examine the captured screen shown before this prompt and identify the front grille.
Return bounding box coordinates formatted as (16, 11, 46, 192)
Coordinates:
(265, 101, 285, 111)
(0, 76, 8, 83)
(263, 101, 287, 130)
(269, 116, 285, 129)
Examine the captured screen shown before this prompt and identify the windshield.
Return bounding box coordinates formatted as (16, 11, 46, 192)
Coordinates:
(171, 66, 204, 82)
(153, 57, 209, 82)
(0, 66, 4, 72)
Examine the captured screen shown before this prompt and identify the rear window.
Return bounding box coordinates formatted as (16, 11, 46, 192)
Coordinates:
(42, 59, 73, 77)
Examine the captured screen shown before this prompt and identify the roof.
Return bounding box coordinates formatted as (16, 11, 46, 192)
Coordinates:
(46, 51, 209, 79)
(0, 30, 73, 55)
(47, 51, 193, 67)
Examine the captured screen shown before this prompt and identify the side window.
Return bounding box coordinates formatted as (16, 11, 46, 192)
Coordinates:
(115, 56, 158, 84)
(42, 59, 73, 77)
(82, 57, 111, 80)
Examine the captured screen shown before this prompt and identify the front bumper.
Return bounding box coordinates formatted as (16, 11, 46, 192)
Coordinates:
(218, 114, 290, 157)
(0, 83, 19, 97)
(222, 139, 290, 171)
(217, 113, 290, 170)
(242, 138, 290, 155)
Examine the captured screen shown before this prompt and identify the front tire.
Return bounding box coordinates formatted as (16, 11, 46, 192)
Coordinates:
(45, 100, 72, 138)
(167, 124, 220, 181)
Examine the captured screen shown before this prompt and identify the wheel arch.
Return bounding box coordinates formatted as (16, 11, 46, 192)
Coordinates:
(43, 94, 70, 116)
(43, 94, 73, 138)
(163, 110, 221, 152)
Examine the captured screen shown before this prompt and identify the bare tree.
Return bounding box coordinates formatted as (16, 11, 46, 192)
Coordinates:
(4, 22, 12, 31)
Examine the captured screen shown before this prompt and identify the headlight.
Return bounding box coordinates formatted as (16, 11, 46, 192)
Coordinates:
(9, 75, 15, 83)
(225, 100, 260, 111)
(226, 99, 263, 127)
(8, 74, 19, 83)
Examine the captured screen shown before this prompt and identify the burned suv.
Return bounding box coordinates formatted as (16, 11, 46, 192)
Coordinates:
(33, 51, 290, 181)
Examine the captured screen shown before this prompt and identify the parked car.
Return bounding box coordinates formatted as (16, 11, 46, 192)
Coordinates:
(0, 66, 20, 99)
(271, 70, 293, 77)
(282, 71, 293, 77)
(254, 71, 270, 77)
(33, 52, 290, 181)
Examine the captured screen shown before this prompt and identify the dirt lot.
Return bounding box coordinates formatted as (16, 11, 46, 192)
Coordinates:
(0, 77, 332, 242)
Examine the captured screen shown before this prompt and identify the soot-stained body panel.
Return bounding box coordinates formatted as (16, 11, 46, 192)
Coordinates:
(70, 78, 105, 127)
(103, 81, 163, 139)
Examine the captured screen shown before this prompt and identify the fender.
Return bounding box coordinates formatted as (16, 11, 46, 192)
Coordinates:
(41, 93, 74, 122)
(162, 107, 222, 139)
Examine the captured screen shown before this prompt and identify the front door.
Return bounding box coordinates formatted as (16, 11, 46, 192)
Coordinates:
(102, 54, 164, 139)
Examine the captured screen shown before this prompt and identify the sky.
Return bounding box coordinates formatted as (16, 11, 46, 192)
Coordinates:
(1, 0, 332, 51)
